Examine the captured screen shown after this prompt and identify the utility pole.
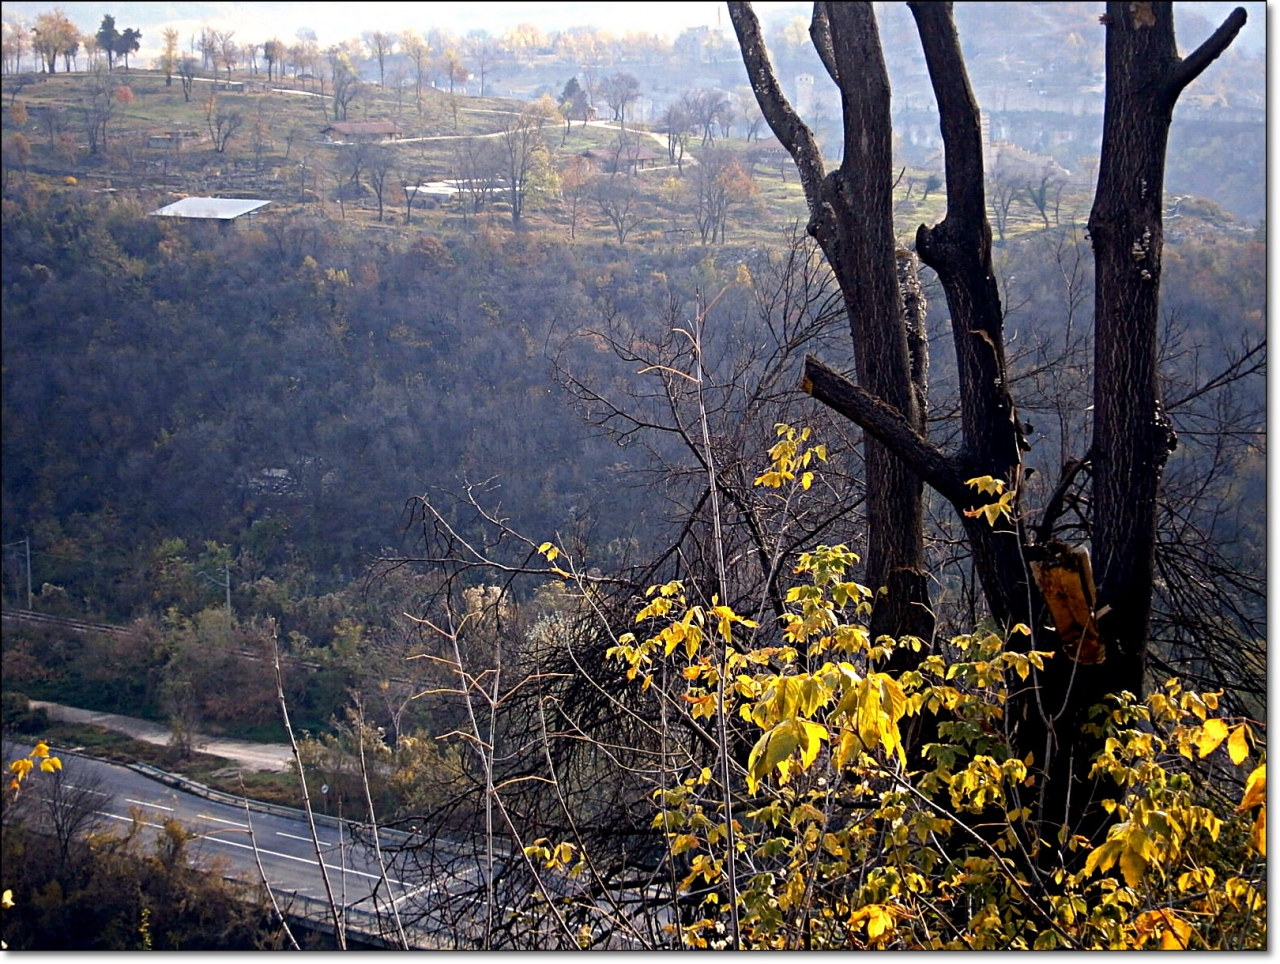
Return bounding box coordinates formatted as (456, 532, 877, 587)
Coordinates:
(3, 538, 33, 609)
(198, 563, 233, 635)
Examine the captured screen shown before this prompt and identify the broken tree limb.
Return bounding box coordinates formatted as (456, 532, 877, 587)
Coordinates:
(800, 354, 966, 507)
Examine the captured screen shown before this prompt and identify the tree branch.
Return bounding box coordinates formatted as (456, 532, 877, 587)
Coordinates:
(726, 2, 827, 220)
(1167, 6, 1247, 99)
(800, 355, 967, 505)
(1033, 455, 1091, 546)
(808, 4, 841, 87)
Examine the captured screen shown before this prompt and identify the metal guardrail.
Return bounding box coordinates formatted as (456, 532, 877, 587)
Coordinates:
(107, 757, 447, 948)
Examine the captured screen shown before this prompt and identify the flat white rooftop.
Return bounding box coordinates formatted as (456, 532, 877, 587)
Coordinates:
(151, 197, 271, 219)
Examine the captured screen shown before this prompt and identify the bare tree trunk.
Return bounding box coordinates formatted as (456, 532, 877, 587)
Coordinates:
(909, 2, 1030, 634)
(728, 1, 933, 649)
(1088, 0, 1245, 698)
(732, 0, 1247, 839)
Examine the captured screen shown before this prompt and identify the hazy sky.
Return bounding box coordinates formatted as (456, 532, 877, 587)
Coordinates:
(3, 2, 808, 54)
(3, 2, 1264, 62)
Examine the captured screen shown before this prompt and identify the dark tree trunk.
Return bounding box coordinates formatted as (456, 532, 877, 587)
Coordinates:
(731, 0, 1246, 841)
(1088, 1, 1245, 697)
(908, 2, 1031, 632)
(728, 1, 933, 650)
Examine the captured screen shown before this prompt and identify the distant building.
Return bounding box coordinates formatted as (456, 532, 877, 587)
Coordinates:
(581, 142, 665, 175)
(794, 74, 815, 118)
(321, 121, 404, 142)
(147, 129, 202, 151)
(150, 197, 271, 226)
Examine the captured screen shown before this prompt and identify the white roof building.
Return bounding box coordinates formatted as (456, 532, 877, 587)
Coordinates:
(151, 197, 271, 220)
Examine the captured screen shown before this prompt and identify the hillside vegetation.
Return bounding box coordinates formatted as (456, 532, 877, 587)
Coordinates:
(0, 18, 1266, 949)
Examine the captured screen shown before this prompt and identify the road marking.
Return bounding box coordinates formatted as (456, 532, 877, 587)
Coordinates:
(64, 784, 110, 796)
(277, 831, 330, 846)
(202, 835, 404, 886)
(95, 810, 166, 830)
(392, 881, 434, 906)
(126, 797, 174, 811)
(199, 814, 250, 828)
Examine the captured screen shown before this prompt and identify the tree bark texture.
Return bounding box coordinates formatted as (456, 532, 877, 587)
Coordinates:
(729, 1, 932, 648)
(908, 1, 1033, 632)
(1087, 1, 1246, 697)
(731, 0, 1245, 837)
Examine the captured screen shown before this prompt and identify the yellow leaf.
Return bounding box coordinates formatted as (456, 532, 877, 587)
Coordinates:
(797, 720, 828, 769)
(1084, 838, 1120, 878)
(965, 476, 1006, 495)
(555, 841, 576, 865)
(671, 833, 701, 856)
(1, 889, 12, 909)
(1251, 805, 1266, 857)
(748, 719, 802, 786)
(1237, 764, 1266, 812)
(32, 742, 50, 758)
(1119, 849, 1147, 888)
(1159, 914, 1193, 949)
(1136, 910, 1193, 949)
(1197, 718, 1229, 758)
(538, 542, 559, 562)
(850, 904, 895, 941)
(801, 471, 814, 490)
(866, 905, 891, 940)
(40, 757, 62, 773)
(1227, 723, 1250, 766)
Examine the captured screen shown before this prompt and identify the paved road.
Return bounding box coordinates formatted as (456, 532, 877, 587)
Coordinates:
(3, 742, 496, 947)
(4, 743, 412, 920)
(30, 700, 293, 771)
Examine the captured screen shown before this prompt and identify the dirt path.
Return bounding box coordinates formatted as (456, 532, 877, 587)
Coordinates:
(31, 701, 293, 772)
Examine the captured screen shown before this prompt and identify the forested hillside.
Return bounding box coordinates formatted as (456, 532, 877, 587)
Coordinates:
(1, 176, 1262, 728)
(0, 1, 1266, 950)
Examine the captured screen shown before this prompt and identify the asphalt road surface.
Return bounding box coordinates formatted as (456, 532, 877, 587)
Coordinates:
(3, 742, 426, 939)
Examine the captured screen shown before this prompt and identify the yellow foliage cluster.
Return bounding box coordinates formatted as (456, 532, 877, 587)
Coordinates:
(754, 423, 827, 491)
(7, 741, 61, 792)
(543, 426, 1264, 949)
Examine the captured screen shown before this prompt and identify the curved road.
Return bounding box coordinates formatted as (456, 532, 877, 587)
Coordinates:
(30, 700, 293, 771)
(2, 741, 456, 946)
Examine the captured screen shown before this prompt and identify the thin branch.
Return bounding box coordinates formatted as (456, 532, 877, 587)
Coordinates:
(271, 625, 346, 948)
(352, 696, 409, 949)
(237, 773, 300, 950)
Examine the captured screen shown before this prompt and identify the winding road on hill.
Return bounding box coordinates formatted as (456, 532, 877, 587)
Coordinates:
(29, 700, 293, 771)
